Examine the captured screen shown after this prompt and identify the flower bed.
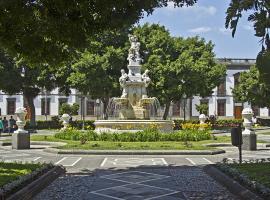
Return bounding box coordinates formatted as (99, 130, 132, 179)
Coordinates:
(174, 119, 243, 130)
(216, 159, 270, 199)
(0, 162, 54, 198)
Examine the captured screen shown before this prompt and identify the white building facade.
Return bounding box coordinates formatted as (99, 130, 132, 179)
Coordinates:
(0, 58, 269, 120)
(186, 58, 269, 119)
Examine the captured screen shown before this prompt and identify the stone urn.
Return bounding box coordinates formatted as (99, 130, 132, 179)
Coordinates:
(242, 108, 253, 132)
(61, 114, 71, 130)
(15, 107, 28, 132)
(199, 114, 207, 124)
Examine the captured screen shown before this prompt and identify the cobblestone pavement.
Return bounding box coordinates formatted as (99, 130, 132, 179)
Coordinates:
(34, 166, 238, 200)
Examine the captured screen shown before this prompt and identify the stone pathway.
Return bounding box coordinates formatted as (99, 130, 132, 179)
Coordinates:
(34, 166, 238, 200)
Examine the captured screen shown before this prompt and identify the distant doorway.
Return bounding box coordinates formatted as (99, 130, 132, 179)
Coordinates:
(234, 106, 243, 119)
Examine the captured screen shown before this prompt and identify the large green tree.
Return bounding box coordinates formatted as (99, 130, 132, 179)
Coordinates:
(233, 66, 270, 108)
(134, 24, 226, 119)
(0, 0, 196, 67)
(0, 49, 70, 126)
(67, 30, 129, 119)
(226, 0, 270, 85)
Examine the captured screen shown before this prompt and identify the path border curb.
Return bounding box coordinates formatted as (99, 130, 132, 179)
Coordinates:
(43, 147, 225, 155)
(204, 165, 263, 200)
(7, 166, 66, 200)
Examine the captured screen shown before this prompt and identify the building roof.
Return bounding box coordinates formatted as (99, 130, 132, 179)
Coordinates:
(216, 58, 256, 65)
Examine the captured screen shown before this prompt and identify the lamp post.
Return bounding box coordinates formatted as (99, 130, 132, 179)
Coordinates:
(80, 94, 85, 130)
(182, 93, 187, 122)
(44, 88, 48, 121)
(96, 99, 100, 120)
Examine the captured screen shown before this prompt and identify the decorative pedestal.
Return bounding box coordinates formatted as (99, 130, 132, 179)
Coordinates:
(242, 133, 257, 151)
(12, 131, 30, 149)
(12, 107, 30, 149)
(242, 108, 257, 151)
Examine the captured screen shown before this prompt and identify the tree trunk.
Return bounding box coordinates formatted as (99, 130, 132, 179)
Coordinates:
(24, 94, 36, 127)
(162, 101, 171, 120)
(102, 98, 109, 120)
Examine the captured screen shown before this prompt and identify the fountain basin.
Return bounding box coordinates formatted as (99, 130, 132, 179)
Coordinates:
(113, 98, 129, 105)
(140, 98, 155, 106)
(94, 120, 174, 133)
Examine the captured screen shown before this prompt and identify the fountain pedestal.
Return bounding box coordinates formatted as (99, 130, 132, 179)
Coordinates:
(95, 120, 174, 133)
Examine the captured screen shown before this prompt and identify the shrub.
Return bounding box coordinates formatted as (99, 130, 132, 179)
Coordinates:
(59, 103, 79, 116)
(173, 120, 199, 130)
(195, 104, 209, 115)
(182, 123, 211, 130)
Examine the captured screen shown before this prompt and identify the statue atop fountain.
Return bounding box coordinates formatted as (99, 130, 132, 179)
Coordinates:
(115, 34, 156, 120)
(127, 34, 141, 65)
(94, 35, 174, 132)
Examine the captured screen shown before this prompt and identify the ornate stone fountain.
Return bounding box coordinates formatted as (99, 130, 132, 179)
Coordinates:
(94, 35, 174, 132)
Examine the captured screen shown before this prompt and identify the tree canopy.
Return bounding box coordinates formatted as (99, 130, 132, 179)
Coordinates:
(226, 0, 270, 85)
(134, 24, 226, 119)
(67, 29, 129, 119)
(0, 0, 196, 67)
(233, 66, 270, 108)
(0, 49, 70, 126)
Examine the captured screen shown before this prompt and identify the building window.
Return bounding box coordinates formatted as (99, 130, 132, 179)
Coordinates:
(234, 103, 243, 119)
(217, 100, 226, 116)
(41, 98, 50, 115)
(58, 98, 68, 114)
(86, 101, 95, 116)
(217, 80, 226, 96)
(234, 72, 241, 88)
(7, 98, 16, 115)
(172, 101, 180, 116)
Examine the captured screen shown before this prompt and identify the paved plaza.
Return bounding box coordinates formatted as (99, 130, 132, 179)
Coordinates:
(34, 166, 238, 200)
(0, 131, 269, 199)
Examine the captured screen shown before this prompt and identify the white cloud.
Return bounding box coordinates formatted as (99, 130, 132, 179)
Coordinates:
(165, 3, 217, 16)
(243, 24, 253, 31)
(188, 27, 212, 33)
(219, 27, 231, 35)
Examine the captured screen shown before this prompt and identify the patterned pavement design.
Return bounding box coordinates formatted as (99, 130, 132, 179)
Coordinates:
(34, 166, 238, 200)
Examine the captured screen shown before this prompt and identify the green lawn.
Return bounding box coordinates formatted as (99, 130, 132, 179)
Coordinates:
(230, 163, 270, 188)
(0, 162, 42, 187)
(259, 131, 270, 135)
(31, 135, 234, 150)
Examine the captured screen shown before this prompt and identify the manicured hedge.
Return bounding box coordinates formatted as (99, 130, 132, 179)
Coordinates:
(257, 117, 270, 126)
(55, 129, 211, 142)
(25, 120, 95, 130)
(25, 118, 245, 130)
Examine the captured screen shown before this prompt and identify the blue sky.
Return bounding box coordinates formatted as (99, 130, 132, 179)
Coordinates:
(139, 0, 260, 58)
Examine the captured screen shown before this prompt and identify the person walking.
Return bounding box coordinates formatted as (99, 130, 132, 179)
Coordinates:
(2, 117, 8, 133)
(8, 116, 16, 135)
(0, 117, 3, 136)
